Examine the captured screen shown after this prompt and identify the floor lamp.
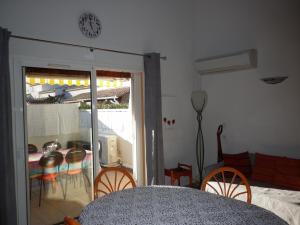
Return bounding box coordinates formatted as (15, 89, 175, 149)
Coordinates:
(191, 90, 207, 184)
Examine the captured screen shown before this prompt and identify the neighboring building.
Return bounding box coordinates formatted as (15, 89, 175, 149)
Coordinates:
(66, 87, 130, 105)
(25, 77, 131, 105)
(26, 86, 130, 106)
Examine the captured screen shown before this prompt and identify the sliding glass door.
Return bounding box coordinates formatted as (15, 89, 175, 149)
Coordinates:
(19, 65, 145, 225)
(23, 67, 96, 225)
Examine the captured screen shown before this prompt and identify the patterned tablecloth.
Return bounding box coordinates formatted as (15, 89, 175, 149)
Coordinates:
(28, 149, 92, 178)
(79, 186, 288, 225)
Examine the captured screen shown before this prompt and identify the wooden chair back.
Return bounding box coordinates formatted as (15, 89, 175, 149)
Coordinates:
(94, 167, 136, 198)
(201, 166, 252, 204)
(64, 216, 81, 225)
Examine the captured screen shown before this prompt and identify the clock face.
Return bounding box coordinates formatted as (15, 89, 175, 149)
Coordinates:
(79, 13, 102, 38)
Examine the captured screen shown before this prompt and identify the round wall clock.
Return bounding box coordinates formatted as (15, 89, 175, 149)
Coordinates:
(79, 12, 102, 38)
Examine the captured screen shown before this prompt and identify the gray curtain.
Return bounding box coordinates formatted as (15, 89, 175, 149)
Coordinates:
(0, 27, 17, 225)
(144, 53, 165, 185)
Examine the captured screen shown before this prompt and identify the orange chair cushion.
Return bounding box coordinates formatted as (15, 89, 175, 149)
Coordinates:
(36, 173, 58, 181)
(223, 151, 252, 177)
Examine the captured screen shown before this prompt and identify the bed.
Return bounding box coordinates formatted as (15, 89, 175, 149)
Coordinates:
(206, 180, 300, 225)
(204, 152, 300, 225)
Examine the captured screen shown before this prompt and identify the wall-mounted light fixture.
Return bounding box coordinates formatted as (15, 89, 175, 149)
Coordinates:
(260, 76, 288, 84)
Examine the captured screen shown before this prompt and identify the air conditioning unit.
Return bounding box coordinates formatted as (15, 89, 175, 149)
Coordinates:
(99, 135, 120, 164)
(195, 49, 257, 75)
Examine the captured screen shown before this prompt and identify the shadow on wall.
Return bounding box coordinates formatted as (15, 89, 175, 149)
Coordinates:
(27, 104, 83, 149)
(80, 109, 133, 168)
(97, 118, 133, 169)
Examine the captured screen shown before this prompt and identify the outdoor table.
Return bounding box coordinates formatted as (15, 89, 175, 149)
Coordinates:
(28, 148, 92, 178)
(79, 186, 288, 225)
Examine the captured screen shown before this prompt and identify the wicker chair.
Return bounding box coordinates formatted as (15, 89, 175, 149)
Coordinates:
(94, 167, 136, 199)
(201, 166, 252, 204)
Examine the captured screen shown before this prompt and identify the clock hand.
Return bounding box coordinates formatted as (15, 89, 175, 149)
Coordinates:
(89, 20, 95, 32)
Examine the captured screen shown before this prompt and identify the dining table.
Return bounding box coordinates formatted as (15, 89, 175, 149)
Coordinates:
(28, 148, 92, 178)
(79, 186, 288, 225)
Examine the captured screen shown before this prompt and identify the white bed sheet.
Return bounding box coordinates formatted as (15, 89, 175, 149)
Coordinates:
(207, 181, 300, 225)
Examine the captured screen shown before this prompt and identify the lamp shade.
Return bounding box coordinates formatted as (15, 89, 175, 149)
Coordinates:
(191, 90, 207, 113)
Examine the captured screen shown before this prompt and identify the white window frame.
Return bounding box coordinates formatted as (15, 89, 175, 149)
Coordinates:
(11, 55, 145, 225)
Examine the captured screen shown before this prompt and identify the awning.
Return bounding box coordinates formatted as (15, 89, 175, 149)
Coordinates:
(25, 76, 126, 88)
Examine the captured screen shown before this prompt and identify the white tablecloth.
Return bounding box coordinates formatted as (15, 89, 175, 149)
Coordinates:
(79, 186, 287, 225)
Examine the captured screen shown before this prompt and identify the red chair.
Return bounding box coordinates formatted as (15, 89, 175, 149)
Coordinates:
(165, 163, 192, 187)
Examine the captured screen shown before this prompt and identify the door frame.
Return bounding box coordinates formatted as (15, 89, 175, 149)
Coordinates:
(12, 56, 98, 225)
(11, 55, 146, 225)
(92, 67, 146, 186)
(131, 72, 146, 186)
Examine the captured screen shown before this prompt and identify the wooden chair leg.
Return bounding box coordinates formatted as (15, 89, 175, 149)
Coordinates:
(178, 177, 181, 186)
(171, 176, 175, 185)
(170, 171, 175, 185)
(189, 175, 192, 187)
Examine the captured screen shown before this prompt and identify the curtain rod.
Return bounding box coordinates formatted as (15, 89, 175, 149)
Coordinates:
(10, 35, 167, 60)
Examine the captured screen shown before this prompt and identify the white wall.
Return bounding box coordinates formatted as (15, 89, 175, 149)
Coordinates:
(5, 0, 299, 181)
(0, 1, 200, 176)
(27, 104, 82, 149)
(97, 109, 133, 168)
(194, 0, 300, 165)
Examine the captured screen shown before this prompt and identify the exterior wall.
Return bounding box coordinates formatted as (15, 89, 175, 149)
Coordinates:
(97, 109, 133, 168)
(79, 109, 133, 168)
(27, 105, 133, 167)
(27, 103, 83, 149)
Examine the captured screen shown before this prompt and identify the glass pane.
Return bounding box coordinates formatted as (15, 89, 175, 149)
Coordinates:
(25, 67, 94, 225)
(96, 70, 135, 181)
